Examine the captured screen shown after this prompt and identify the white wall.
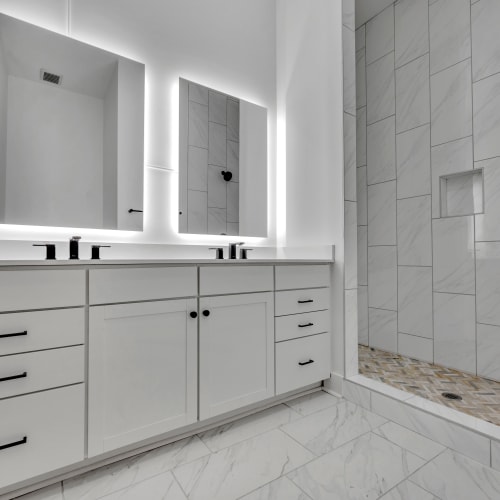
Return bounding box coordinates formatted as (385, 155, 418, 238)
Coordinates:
(0, 0, 277, 248)
(5, 75, 104, 228)
(0, 36, 7, 221)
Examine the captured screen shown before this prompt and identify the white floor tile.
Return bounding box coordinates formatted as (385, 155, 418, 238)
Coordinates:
(240, 477, 311, 500)
(285, 391, 341, 417)
(379, 480, 440, 500)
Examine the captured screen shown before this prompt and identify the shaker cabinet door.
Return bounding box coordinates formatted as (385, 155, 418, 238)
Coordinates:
(199, 292, 274, 419)
(88, 299, 198, 457)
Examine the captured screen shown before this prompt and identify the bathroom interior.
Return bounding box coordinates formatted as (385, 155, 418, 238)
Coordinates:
(1, 0, 500, 499)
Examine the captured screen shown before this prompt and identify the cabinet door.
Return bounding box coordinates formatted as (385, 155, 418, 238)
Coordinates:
(88, 299, 197, 457)
(199, 292, 274, 419)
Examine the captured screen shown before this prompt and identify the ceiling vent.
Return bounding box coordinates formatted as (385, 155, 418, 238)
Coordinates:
(40, 69, 62, 85)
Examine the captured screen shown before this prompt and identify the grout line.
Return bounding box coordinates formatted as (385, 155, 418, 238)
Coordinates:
(397, 193, 432, 202)
(366, 49, 395, 69)
(369, 306, 398, 313)
(367, 178, 397, 188)
(395, 121, 431, 137)
(433, 290, 475, 297)
(473, 67, 500, 85)
(366, 113, 396, 128)
(430, 55, 472, 78)
(395, 51, 430, 72)
(393, 0, 399, 356)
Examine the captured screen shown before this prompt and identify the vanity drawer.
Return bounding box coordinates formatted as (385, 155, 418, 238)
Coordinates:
(275, 265, 330, 290)
(200, 266, 273, 295)
(0, 346, 84, 400)
(89, 266, 197, 304)
(275, 310, 330, 342)
(0, 270, 85, 312)
(275, 333, 330, 395)
(0, 308, 84, 356)
(275, 288, 330, 316)
(0, 384, 84, 489)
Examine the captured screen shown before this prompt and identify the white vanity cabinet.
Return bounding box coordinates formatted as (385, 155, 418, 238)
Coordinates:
(87, 268, 198, 457)
(198, 266, 275, 419)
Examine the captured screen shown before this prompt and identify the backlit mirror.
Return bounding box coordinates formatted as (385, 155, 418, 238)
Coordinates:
(178, 78, 267, 236)
(0, 13, 145, 231)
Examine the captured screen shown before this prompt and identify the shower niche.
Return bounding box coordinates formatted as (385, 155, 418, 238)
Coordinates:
(439, 169, 484, 218)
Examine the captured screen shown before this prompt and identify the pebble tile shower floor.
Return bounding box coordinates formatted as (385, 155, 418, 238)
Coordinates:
(359, 344, 500, 426)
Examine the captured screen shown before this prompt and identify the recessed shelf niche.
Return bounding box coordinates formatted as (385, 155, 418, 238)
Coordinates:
(440, 169, 484, 217)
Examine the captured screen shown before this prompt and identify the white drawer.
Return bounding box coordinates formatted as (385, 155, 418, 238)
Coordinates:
(0, 308, 84, 356)
(275, 288, 330, 316)
(275, 310, 330, 342)
(0, 270, 85, 312)
(275, 333, 330, 395)
(0, 346, 84, 400)
(89, 266, 197, 304)
(0, 385, 84, 489)
(275, 265, 330, 290)
(200, 266, 273, 295)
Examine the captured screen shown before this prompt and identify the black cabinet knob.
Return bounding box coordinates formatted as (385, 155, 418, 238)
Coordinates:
(190, 311, 198, 319)
(202, 310, 210, 317)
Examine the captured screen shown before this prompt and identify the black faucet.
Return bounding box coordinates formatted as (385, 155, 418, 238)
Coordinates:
(229, 242, 244, 259)
(69, 236, 81, 260)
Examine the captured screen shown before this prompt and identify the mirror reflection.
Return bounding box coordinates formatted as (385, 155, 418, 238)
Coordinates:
(178, 78, 267, 237)
(0, 13, 145, 230)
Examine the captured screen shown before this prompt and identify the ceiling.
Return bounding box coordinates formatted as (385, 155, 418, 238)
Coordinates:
(355, 0, 394, 28)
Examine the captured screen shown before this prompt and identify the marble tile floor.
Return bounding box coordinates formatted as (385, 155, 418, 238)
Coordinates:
(359, 344, 500, 426)
(14, 390, 500, 500)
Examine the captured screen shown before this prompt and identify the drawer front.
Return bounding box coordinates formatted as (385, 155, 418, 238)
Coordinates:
(275, 288, 330, 316)
(275, 265, 330, 290)
(0, 385, 85, 489)
(0, 346, 84, 400)
(275, 310, 330, 342)
(0, 270, 85, 312)
(275, 333, 330, 395)
(200, 266, 273, 295)
(0, 308, 84, 356)
(89, 266, 197, 304)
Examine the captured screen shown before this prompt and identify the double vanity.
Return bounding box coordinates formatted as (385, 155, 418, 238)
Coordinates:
(0, 260, 332, 494)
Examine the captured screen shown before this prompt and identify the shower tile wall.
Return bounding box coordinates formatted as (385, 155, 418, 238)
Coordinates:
(186, 82, 240, 235)
(356, 0, 500, 382)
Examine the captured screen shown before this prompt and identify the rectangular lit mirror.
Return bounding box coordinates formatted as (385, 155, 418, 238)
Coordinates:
(178, 78, 267, 237)
(0, 13, 145, 231)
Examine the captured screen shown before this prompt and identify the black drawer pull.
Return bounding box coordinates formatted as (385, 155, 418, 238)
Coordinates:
(297, 299, 313, 304)
(0, 436, 27, 451)
(0, 372, 27, 383)
(298, 359, 315, 366)
(298, 322, 314, 328)
(190, 311, 198, 319)
(0, 330, 27, 339)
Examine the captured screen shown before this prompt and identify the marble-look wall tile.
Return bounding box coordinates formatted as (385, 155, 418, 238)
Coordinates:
(226, 140, 239, 182)
(476, 242, 500, 326)
(369, 307, 397, 353)
(345, 288, 359, 377)
(430, 59, 472, 146)
(226, 182, 239, 223)
(345, 201, 358, 290)
(368, 181, 396, 246)
(342, 380, 371, 410)
(208, 90, 226, 125)
(342, 0, 355, 30)
(367, 116, 396, 185)
(396, 124, 431, 199)
(434, 292, 476, 373)
(189, 82, 208, 105)
(432, 216, 475, 294)
(442, 170, 482, 217)
(188, 101, 209, 148)
(358, 225, 368, 286)
(187, 190, 207, 234)
(356, 25, 366, 50)
(475, 157, 500, 241)
(207, 165, 226, 208)
(397, 196, 432, 266)
(395, 0, 429, 69)
(473, 72, 500, 161)
(357, 165, 367, 225)
(431, 136, 473, 217)
(356, 49, 367, 110)
(472, 0, 500, 81)
(344, 113, 357, 201)
(429, 0, 471, 75)
(356, 106, 367, 166)
(398, 333, 433, 363)
(208, 122, 226, 167)
(226, 223, 239, 236)
(207, 208, 226, 235)
(396, 54, 430, 133)
(358, 286, 369, 344)
(367, 52, 395, 125)
(368, 246, 397, 310)
(187, 146, 208, 192)
(492, 440, 500, 473)
(477, 323, 500, 381)
(366, 5, 394, 65)
(343, 26, 356, 116)
(227, 99, 239, 142)
(398, 266, 433, 339)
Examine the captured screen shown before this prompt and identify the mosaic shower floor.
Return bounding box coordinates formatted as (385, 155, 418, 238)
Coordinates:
(359, 345, 500, 426)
